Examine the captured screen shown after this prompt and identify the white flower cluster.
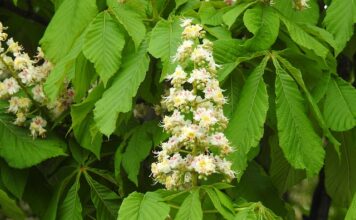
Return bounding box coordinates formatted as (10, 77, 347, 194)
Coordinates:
(151, 19, 235, 190)
(0, 22, 74, 138)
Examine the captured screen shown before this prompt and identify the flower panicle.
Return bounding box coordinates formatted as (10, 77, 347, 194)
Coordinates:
(0, 21, 75, 138)
(151, 19, 236, 190)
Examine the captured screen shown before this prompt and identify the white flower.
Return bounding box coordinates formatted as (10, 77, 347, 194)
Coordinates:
(8, 96, 20, 113)
(29, 116, 47, 138)
(13, 53, 31, 70)
(18, 68, 34, 85)
(32, 84, 46, 103)
(169, 153, 184, 169)
(182, 24, 204, 40)
(3, 77, 20, 95)
(156, 159, 171, 174)
(193, 107, 217, 128)
(180, 18, 193, 27)
(191, 46, 212, 64)
(14, 112, 26, 125)
(6, 38, 22, 54)
(190, 155, 216, 175)
(173, 40, 194, 62)
(167, 65, 188, 85)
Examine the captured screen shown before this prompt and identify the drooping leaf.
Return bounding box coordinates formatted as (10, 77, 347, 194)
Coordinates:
(83, 11, 126, 85)
(269, 135, 305, 194)
(0, 162, 28, 199)
(204, 187, 235, 220)
(85, 174, 120, 220)
(323, 76, 356, 131)
(175, 189, 203, 220)
(273, 59, 324, 177)
(0, 109, 66, 168)
(243, 5, 280, 51)
(323, 0, 356, 54)
(325, 129, 356, 207)
(122, 122, 154, 186)
(226, 56, 269, 154)
(280, 16, 329, 58)
(118, 192, 170, 220)
(0, 189, 26, 220)
(40, 0, 98, 62)
(73, 52, 96, 102)
(148, 17, 182, 81)
(108, 0, 146, 48)
(94, 40, 150, 136)
(58, 175, 82, 220)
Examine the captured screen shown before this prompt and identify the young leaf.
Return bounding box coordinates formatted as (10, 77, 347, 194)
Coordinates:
(83, 11, 125, 85)
(148, 18, 182, 81)
(243, 5, 280, 51)
(0, 112, 66, 168)
(118, 192, 170, 220)
(226, 56, 269, 154)
(175, 189, 203, 220)
(325, 129, 356, 207)
(58, 174, 83, 220)
(273, 59, 324, 177)
(0, 189, 26, 220)
(323, 0, 356, 54)
(323, 76, 356, 131)
(40, 0, 98, 62)
(85, 174, 120, 220)
(122, 123, 153, 185)
(94, 40, 150, 136)
(234, 202, 282, 220)
(107, 0, 146, 48)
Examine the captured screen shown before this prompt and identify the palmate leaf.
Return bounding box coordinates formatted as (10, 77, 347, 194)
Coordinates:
(204, 187, 235, 220)
(175, 189, 202, 220)
(83, 11, 125, 86)
(58, 174, 82, 220)
(94, 40, 150, 136)
(243, 4, 280, 51)
(107, 0, 146, 49)
(325, 129, 356, 207)
(0, 108, 66, 168)
(85, 174, 120, 220)
(40, 0, 98, 63)
(148, 17, 182, 81)
(226, 56, 269, 154)
(273, 59, 324, 177)
(323, 0, 356, 55)
(0, 189, 26, 220)
(234, 202, 282, 220)
(323, 76, 356, 131)
(118, 192, 170, 220)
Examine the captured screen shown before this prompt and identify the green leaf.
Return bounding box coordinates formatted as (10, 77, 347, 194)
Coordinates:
(323, 0, 356, 54)
(83, 11, 125, 85)
(273, 59, 324, 177)
(325, 129, 356, 207)
(0, 189, 26, 220)
(44, 32, 85, 102)
(280, 17, 329, 58)
(234, 202, 282, 220)
(269, 135, 305, 194)
(59, 174, 82, 220)
(199, 2, 225, 26)
(73, 52, 96, 102)
(205, 187, 235, 219)
(85, 174, 120, 220)
(243, 5, 280, 51)
(323, 77, 356, 131)
(0, 162, 28, 199)
(118, 192, 170, 220)
(148, 18, 182, 81)
(0, 112, 66, 168)
(223, 1, 257, 28)
(94, 40, 150, 136)
(108, 0, 146, 48)
(40, 0, 98, 62)
(122, 123, 153, 185)
(346, 194, 356, 220)
(226, 56, 269, 154)
(175, 189, 203, 220)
